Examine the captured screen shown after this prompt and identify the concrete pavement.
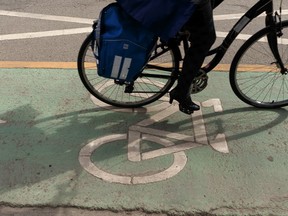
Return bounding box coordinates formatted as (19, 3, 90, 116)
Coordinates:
(0, 206, 165, 216)
(1, 66, 288, 215)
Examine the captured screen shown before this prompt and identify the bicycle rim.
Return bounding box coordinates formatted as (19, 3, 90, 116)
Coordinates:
(230, 20, 288, 108)
(77, 33, 179, 108)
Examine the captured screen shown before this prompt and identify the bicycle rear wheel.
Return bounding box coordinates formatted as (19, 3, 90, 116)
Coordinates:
(230, 20, 288, 108)
(77, 33, 179, 108)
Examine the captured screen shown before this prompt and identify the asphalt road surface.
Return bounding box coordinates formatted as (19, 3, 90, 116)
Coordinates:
(0, 0, 287, 63)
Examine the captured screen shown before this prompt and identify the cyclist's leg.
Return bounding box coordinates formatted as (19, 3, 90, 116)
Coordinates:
(182, 0, 216, 85)
(170, 0, 216, 113)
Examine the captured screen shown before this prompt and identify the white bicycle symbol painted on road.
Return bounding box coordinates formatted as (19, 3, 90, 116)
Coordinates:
(79, 96, 228, 185)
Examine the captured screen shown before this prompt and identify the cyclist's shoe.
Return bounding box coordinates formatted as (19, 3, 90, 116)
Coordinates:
(169, 88, 200, 115)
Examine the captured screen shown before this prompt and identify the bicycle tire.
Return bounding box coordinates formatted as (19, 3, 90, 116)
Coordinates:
(77, 33, 180, 108)
(230, 20, 288, 108)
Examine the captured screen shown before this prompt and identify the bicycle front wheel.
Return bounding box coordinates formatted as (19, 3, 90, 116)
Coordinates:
(230, 20, 288, 108)
(77, 33, 179, 108)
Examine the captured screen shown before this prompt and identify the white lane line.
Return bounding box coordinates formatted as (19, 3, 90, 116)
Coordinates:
(217, 31, 288, 45)
(0, 9, 287, 25)
(0, 30, 258, 41)
(1, 9, 288, 41)
(0, 27, 91, 41)
(214, 10, 288, 21)
(0, 10, 94, 24)
(1, 30, 288, 43)
(1, 9, 288, 23)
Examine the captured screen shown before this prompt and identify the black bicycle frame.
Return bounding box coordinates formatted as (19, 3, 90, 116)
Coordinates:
(145, 0, 285, 80)
(202, 0, 285, 73)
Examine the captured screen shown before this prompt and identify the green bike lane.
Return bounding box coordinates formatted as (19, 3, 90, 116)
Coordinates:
(1, 67, 288, 215)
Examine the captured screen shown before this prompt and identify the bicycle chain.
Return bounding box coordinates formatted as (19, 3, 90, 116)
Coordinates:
(190, 70, 209, 94)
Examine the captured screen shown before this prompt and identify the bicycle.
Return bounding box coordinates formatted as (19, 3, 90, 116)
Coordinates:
(77, 0, 288, 109)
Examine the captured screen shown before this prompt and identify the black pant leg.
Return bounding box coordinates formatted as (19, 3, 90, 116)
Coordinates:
(176, 0, 216, 96)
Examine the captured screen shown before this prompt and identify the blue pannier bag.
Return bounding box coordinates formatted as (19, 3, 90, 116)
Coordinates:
(92, 3, 157, 83)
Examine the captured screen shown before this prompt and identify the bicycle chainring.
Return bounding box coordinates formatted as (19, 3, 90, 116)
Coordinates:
(190, 70, 208, 94)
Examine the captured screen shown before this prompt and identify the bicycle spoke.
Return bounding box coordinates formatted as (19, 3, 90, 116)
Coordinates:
(78, 34, 178, 108)
(230, 21, 288, 108)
